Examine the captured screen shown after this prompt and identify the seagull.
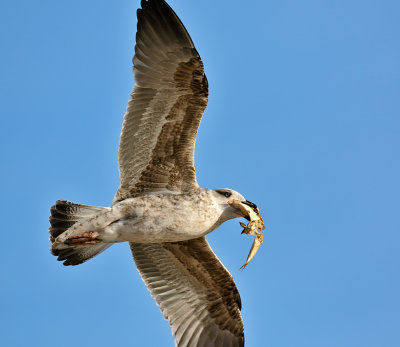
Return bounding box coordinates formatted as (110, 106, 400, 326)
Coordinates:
(49, 1, 260, 346)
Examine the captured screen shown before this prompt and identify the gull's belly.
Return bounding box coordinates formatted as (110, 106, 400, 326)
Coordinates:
(102, 194, 221, 243)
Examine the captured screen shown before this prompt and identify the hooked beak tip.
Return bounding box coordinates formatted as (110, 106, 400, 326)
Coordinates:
(242, 200, 258, 210)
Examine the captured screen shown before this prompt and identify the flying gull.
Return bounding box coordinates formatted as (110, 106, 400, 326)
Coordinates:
(49, 1, 262, 346)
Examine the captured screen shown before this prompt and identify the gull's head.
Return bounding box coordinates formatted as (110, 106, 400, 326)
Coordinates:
(212, 188, 257, 222)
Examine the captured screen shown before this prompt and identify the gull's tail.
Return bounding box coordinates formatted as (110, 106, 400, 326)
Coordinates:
(49, 200, 112, 266)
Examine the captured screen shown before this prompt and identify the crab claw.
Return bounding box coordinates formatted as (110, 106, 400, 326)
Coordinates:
(239, 222, 248, 234)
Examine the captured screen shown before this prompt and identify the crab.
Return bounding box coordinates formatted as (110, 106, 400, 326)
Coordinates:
(229, 199, 266, 270)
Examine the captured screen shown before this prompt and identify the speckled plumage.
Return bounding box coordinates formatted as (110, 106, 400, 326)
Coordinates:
(53, 189, 228, 247)
(48, 1, 257, 346)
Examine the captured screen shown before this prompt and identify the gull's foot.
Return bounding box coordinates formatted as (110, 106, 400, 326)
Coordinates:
(64, 231, 101, 245)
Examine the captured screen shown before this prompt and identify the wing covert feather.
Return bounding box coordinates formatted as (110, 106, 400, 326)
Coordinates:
(130, 237, 244, 347)
(115, 0, 208, 202)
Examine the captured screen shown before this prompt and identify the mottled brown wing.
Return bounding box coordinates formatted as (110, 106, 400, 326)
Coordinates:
(131, 237, 244, 347)
(115, 0, 208, 202)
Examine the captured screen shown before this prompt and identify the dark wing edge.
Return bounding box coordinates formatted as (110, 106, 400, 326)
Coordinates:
(130, 237, 244, 347)
(115, 0, 208, 202)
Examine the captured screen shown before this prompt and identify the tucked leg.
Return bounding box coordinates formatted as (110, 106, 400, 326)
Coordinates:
(64, 231, 101, 245)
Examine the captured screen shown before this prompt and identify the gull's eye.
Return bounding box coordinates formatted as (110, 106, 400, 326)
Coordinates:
(217, 190, 232, 198)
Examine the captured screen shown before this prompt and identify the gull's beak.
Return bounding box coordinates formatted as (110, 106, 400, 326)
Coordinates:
(242, 200, 258, 210)
(227, 200, 251, 221)
(241, 200, 259, 221)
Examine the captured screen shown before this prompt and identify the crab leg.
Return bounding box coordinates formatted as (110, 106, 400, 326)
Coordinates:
(240, 232, 264, 270)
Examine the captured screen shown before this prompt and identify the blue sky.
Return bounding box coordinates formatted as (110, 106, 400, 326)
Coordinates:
(1, 0, 399, 346)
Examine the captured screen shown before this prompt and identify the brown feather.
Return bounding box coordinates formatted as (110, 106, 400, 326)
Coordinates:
(116, 1, 244, 345)
(131, 237, 244, 347)
(115, 0, 208, 202)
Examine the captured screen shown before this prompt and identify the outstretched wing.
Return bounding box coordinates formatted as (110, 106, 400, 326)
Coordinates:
(131, 237, 244, 347)
(115, 0, 208, 202)
(122, 2, 243, 345)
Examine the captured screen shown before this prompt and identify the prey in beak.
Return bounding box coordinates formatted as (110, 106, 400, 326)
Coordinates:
(227, 199, 266, 270)
(241, 200, 258, 221)
(228, 199, 258, 221)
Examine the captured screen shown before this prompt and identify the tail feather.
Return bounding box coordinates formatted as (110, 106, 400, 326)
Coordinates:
(49, 200, 111, 266)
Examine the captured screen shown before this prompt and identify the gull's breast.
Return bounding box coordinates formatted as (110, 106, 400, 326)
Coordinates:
(103, 192, 221, 243)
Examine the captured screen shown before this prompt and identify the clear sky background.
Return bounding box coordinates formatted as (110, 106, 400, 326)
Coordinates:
(1, 0, 399, 346)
